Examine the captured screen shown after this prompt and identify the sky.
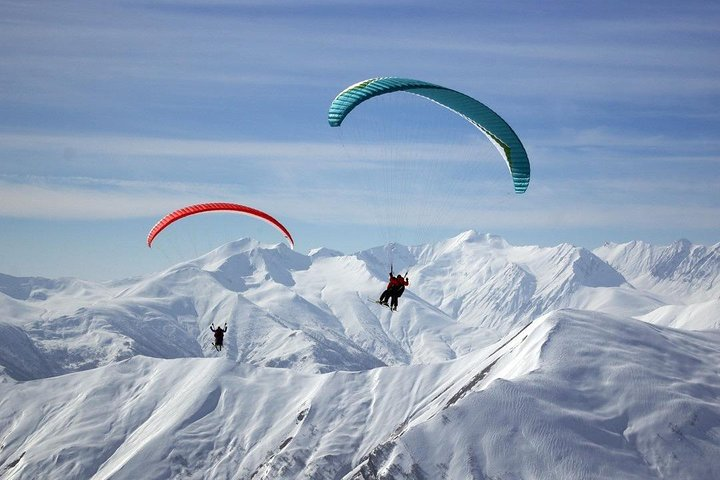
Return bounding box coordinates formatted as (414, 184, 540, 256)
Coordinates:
(1, 0, 719, 281)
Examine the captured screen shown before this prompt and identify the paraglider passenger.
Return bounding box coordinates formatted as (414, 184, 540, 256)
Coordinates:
(389, 274, 409, 311)
(210, 323, 227, 351)
(378, 272, 409, 310)
(378, 271, 397, 306)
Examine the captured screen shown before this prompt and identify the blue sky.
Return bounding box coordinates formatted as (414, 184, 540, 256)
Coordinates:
(1, 0, 719, 280)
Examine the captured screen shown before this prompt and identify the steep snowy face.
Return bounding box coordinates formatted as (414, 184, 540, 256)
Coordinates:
(201, 241, 312, 289)
(348, 311, 720, 480)
(595, 239, 720, 302)
(405, 232, 630, 333)
(594, 240, 662, 280)
(650, 238, 693, 277)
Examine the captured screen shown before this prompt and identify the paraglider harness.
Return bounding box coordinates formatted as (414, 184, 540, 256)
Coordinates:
(210, 323, 227, 351)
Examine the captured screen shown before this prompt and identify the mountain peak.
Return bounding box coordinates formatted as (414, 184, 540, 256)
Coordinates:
(672, 238, 692, 250)
(450, 230, 509, 248)
(308, 247, 344, 259)
(456, 229, 481, 241)
(200, 237, 262, 260)
(193, 238, 304, 267)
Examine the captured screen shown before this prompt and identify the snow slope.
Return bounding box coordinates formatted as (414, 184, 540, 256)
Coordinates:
(1, 231, 719, 478)
(1, 311, 718, 479)
(347, 311, 720, 480)
(637, 299, 720, 330)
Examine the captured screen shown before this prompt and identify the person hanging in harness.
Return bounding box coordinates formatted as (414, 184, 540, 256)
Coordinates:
(389, 273, 409, 311)
(210, 322, 227, 351)
(378, 270, 397, 306)
(378, 269, 410, 311)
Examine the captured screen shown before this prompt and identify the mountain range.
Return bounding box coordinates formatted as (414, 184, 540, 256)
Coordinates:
(1, 231, 719, 479)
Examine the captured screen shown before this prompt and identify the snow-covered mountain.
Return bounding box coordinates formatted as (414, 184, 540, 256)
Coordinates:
(1, 231, 719, 479)
(594, 239, 720, 303)
(0, 231, 675, 380)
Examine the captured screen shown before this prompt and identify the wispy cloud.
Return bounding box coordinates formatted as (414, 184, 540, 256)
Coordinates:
(533, 127, 720, 151)
(1, 174, 717, 233)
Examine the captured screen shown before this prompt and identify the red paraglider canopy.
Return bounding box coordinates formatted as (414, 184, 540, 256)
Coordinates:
(147, 202, 294, 249)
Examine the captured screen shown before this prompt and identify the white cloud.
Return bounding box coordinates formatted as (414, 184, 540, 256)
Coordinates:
(0, 183, 196, 220)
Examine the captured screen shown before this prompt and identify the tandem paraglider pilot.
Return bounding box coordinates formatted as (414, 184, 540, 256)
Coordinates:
(378, 271, 410, 311)
(210, 323, 227, 351)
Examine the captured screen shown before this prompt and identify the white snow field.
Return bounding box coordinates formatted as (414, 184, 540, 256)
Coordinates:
(1, 231, 719, 479)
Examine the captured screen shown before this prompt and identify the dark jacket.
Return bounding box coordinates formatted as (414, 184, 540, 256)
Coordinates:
(211, 325, 227, 341)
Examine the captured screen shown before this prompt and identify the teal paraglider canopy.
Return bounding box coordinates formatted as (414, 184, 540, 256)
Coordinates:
(328, 77, 530, 193)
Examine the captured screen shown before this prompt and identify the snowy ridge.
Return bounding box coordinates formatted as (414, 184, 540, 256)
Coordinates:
(408, 232, 635, 334)
(595, 239, 720, 303)
(348, 311, 720, 480)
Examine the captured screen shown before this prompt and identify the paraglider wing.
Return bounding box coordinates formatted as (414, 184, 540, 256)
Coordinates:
(328, 77, 530, 193)
(146, 202, 294, 248)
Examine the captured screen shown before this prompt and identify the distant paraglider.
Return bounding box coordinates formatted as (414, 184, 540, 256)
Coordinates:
(210, 322, 227, 351)
(146, 202, 294, 249)
(328, 77, 530, 193)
